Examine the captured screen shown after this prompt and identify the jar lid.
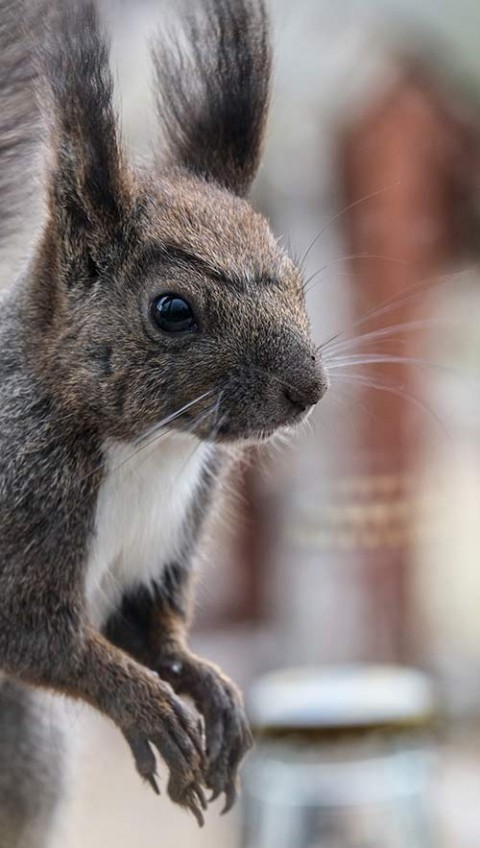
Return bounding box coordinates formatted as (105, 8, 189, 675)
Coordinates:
(248, 665, 436, 736)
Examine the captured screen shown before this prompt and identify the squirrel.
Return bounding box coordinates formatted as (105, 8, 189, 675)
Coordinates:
(0, 0, 328, 840)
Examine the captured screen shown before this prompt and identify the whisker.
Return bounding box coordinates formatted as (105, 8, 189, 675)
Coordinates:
(125, 403, 218, 468)
(304, 253, 406, 294)
(317, 331, 342, 351)
(299, 181, 400, 270)
(325, 353, 456, 376)
(331, 371, 448, 434)
(321, 320, 442, 357)
(98, 406, 219, 528)
(164, 403, 223, 503)
(315, 266, 475, 354)
(350, 266, 475, 334)
(54, 391, 219, 536)
(208, 390, 226, 441)
(315, 389, 368, 434)
(133, 389, 215, 446)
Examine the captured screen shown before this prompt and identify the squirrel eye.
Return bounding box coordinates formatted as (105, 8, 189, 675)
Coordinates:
(151, 294, 197, 333)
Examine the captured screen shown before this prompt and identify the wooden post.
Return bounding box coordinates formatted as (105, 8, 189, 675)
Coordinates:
(341, 66, 472, 659)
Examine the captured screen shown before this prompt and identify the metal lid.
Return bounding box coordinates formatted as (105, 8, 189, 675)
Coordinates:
(248, 665, 436, 736)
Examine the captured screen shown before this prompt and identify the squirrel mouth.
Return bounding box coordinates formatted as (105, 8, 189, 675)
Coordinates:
(207, 410, 312, 445)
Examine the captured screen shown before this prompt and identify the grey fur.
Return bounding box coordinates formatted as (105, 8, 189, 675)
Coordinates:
(0, 680, 63, 848)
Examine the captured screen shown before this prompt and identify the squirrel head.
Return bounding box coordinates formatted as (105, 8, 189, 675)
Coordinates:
(26, 0, 328, 443)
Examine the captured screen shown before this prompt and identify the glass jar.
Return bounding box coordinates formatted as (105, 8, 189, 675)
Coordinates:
(242, 666, 437, 848)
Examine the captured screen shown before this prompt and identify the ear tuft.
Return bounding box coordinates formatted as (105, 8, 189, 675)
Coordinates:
(42, 1, 130, 244)
(152, 0, 272, 197)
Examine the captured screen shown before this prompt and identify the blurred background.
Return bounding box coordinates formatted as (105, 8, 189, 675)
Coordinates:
(25, 0, 480, 845)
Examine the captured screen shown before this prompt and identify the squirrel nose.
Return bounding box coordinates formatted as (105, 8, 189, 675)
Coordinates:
(284, 370, 328, 413)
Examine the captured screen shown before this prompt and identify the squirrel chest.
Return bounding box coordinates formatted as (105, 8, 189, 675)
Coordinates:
(85, 433, 210, 628)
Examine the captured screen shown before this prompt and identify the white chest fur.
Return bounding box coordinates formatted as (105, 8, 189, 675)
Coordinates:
(85, 432, 210, 629)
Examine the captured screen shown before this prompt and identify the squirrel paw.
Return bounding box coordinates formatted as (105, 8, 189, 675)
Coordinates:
(123, 684, 207, 826)
(157, 655, 253, 813)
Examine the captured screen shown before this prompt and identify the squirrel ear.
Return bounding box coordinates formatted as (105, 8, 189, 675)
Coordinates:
(43, 2, 131, 269)
(152, 0, 272, 197)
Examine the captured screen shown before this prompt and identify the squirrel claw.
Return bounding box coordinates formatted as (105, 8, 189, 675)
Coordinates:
(221, 783, 237, 815)
(147, 774, 160, 796)
(209, 786, 222, 804)
(187, 790, 205, 828)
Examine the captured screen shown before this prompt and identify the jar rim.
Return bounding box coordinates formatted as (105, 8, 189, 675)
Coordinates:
(248, 664, 437, 736)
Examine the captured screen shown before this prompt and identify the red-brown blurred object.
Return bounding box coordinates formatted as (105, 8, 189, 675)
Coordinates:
(341, 61, 480, 660)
